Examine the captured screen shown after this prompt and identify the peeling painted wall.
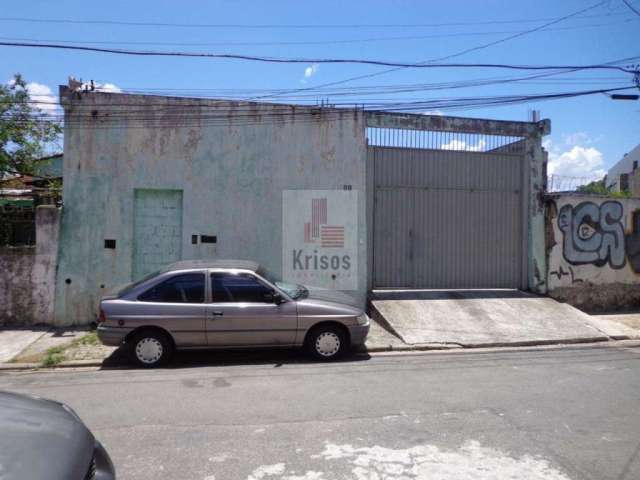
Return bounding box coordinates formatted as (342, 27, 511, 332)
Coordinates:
(0, 206, 61, 325)
(546, 194, 640, 311)
(527, 138, 549, 294)
(55, 90, 367, 325)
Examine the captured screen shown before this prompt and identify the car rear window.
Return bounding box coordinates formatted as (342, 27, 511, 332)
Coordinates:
(138, 273, 205, 303)
(116, 270, 161, 297)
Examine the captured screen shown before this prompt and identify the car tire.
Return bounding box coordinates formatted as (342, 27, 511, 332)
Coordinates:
(305, 325, 348, 361)
(129, 330, 173, 368)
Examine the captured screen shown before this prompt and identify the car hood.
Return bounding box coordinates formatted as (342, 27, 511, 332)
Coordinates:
(0, 391, 95, 480)
(296, 286, 363, 316)
(301, 286, 360, 307)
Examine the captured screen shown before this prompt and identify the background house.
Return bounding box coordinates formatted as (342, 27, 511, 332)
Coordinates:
(606, 144, 640, 193)
(0, 153, 63, 246)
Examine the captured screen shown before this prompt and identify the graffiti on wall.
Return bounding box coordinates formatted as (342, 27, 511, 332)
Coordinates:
(548, 265, 584, 284)
(626, 210, 640, 273)
(557, 201, 626, 269)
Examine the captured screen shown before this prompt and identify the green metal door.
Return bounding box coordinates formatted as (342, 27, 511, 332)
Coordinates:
(132, 189, 183, 280)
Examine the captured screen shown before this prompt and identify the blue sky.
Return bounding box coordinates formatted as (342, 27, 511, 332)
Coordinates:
(1, 0, 639, 184)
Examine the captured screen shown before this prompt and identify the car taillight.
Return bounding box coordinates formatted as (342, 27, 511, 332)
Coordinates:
(98, 309, 107, 323)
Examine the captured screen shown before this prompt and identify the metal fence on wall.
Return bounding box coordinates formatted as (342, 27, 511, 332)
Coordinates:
(366, 127, 526, 154)
(546, 174, 598, 193)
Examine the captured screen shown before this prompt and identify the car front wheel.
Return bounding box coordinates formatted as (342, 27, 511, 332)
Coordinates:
(130, 330, 173, 368)
(306, 325, 348, 361)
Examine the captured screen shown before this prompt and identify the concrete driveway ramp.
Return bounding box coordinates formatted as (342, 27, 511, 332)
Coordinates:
(370, 290, 625, 347)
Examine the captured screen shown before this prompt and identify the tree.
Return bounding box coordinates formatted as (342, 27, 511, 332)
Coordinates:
(576, 178, 608, 195)
(0, 74, 62, 178)
(576, 177, 630, 198)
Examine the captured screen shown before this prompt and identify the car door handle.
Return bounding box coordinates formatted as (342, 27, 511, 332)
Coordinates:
(210, 311, 224, 317)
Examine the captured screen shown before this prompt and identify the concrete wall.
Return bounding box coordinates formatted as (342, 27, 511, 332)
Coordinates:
(546, 193, 640, 312)
(55, 90, 367, 325)
(527, 138, 549, 294)
(0, 206, 61, 325)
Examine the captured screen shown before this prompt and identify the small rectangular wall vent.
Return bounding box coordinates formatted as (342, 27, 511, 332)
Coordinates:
(201, 235, 217, 244)
(104, 239, 116, 249)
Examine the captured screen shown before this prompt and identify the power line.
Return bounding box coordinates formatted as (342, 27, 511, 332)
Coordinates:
(25, 75, 614, 104)
(1, 18, 635, 48)
(5, 86, 634, 129)
(251, 0, 611, 101)
(98, 69, 636, 98)
(0, 41, 636, 74)
(0, 11, 630, 29)
(622, 0, 640, 17)
(114, 76, 633, 92)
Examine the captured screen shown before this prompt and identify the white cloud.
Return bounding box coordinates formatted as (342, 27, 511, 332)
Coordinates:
(25, 82, 58, 113)
(548, 146, 606, 179)
(545, 134, 606, 180)
(76, 81, 121, 93)
(304, 64, 320, 78)
(6, 80, 58, 113)
(441, 138, 486, 152)
(94, 82, 121, 93)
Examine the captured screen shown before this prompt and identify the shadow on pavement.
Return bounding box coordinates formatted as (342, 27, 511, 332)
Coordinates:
(100, 346, 371, 370)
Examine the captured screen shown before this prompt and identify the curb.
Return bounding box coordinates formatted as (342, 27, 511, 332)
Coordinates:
(362, 335, 614, 353)
(2, 338, 639, 371)
(0, 359, 106, 371)
(363, 343, 462, 353)
(364, 339, 640, 357)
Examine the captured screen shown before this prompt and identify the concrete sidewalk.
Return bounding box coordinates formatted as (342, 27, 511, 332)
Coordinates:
(0, 328, 116, 367)
(2, 309, 639, 370)
(592, 313, 640, 331)
(0, 329, 49, 363)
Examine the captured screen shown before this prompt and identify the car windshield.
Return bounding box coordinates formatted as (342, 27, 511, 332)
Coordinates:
(275, 281, 308, 300)
(258, 266, 308, 300)
(116, 270, 160, 297)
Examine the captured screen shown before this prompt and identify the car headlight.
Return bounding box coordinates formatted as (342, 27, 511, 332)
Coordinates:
(356, 313, 369, 325)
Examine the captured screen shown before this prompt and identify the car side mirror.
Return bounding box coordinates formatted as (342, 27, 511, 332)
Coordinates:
(272, 292, 285, 305)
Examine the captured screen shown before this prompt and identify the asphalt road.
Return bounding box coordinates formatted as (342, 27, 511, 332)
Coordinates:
(1, 344, 639, 480)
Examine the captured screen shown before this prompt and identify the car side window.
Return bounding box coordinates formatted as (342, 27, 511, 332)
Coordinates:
(211, 272, 273, 303)
(138, 273, 205, 303)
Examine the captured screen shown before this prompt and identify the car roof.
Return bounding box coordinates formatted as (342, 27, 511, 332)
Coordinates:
(164, 259, 260, 272)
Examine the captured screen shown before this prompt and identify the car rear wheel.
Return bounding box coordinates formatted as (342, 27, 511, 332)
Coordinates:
(130, 330, 173, 368)
(306, 325, 348, 361)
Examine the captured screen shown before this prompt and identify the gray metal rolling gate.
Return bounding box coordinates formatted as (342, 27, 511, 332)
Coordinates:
(369, 123, 527, 289)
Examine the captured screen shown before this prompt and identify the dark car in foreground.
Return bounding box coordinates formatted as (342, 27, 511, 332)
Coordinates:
(97, 259, 370, 367)
(0, 391, 115, 479)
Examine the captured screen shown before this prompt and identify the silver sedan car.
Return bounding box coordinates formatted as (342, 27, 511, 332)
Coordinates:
(97, 260, 370, 367)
